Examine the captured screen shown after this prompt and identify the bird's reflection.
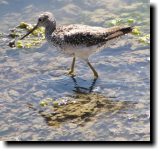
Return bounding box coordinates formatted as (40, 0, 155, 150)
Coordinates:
(70, 76, 97, 94)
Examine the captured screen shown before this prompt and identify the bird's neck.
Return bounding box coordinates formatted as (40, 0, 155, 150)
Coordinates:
(45, 21, 56, 37)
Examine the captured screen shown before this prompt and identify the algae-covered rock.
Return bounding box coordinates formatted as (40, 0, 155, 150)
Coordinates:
(8, 32, 20, 38)
(138, 34, 150, 44)
(132, 27, 141, 36)
(40, 101, 48, 107)
(16, 40, 23, 48)
(25, 43, 32, 48)
(53, 102, 59, 107)
(18, 22, 29, 29)
(39, 93, 127, 127)
(8, 21, 45, 49)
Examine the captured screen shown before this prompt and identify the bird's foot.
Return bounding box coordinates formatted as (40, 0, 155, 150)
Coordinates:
(94, 75, 99, 80)
(93, 72, 99, 79)
(67, 70, 76, 77)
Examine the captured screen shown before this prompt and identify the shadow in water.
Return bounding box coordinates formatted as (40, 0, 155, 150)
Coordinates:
(71, 76, 97, 94)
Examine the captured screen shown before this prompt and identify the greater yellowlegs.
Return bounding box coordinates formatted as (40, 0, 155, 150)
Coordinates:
(11, 12, 133, 79)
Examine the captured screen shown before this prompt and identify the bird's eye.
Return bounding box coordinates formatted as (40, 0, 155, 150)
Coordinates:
(38, 18, 42, 22)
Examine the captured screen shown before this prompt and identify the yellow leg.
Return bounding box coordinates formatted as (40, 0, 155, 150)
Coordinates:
(87, 61, 98, 79)
(68, 57, 76, 76)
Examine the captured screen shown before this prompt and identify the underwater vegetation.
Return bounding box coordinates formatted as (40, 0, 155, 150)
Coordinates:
(8, 22, 45, 48)
(37, 93, 128, 127)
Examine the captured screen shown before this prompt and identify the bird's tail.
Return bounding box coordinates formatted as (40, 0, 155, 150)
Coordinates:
(106, 26, 134, 41)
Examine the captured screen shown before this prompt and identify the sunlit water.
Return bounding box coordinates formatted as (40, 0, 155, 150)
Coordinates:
(0, 0, 150, 141)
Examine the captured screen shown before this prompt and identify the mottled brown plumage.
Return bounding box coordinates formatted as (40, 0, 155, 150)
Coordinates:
(53, 24, 133, 47)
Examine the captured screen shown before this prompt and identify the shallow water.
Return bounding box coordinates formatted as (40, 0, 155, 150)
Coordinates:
(0, 0, 150, 141)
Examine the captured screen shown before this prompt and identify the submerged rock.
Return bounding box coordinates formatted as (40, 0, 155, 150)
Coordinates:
(39, 93, 127, 127)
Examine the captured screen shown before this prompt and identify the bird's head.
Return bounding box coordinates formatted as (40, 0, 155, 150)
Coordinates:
(37, 12, 55, 27)
(20, 12, 56, 40)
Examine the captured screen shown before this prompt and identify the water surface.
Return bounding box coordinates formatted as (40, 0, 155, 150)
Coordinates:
(0, 0, 150, 141)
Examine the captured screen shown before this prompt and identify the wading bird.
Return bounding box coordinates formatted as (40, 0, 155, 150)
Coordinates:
(10, 12, 133, 79)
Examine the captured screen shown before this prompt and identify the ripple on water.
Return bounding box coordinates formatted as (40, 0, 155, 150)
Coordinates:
(0, 0, 150, 141)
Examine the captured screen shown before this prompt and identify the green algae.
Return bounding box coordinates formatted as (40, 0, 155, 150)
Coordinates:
(131, 27, 150, 45)
(8, 32, 20, 38)
(40, 98, 54, 107)
(127, 18, 135, 24)
(8, 21, 45, 49)
(132, 27, 141, 36)
(53, 102, 59, 107)
(138, 34, 150, 44)
(16, 40, 23, 48)
(108, 18, 123, 26)
(40, 101, 48, 107)
(25, 43, 32, 48)
(39, 93, 127, 127)
(17, 22, 29, 29)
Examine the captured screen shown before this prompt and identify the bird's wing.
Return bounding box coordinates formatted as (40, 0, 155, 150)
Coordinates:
(55, 24, 132, 47)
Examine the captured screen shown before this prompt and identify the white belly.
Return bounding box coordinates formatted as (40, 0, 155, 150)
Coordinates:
(62, 44, 102, 60)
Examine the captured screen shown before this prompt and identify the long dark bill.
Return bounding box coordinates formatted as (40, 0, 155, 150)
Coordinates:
(20, 24, 38, 40)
